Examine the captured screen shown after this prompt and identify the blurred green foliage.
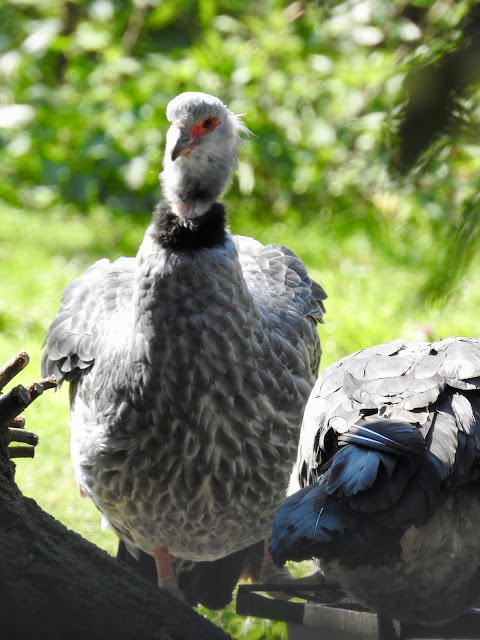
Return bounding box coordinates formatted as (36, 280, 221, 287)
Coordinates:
(2, 1, 480, 638)
(1, 0, 480, 299)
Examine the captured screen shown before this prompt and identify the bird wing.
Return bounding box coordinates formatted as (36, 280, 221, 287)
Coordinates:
(295, 337, 480, 487)
(234, 235, 326, 376)
(41, 256, 135, 385)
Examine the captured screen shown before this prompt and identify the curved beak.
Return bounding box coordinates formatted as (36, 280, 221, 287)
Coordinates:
(170, 126, 194, 161)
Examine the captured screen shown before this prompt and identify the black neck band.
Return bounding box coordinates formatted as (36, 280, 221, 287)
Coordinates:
(152, 201, 227, 251)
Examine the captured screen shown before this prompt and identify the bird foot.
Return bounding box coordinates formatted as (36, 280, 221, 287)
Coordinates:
(259, 541, 298, 599)
(289, 570, 346, 601)
(262, 562, 294, 584)
(261, 555, 345, 602)
(158, 574, 188, 605)
(261, 569, 346, 601)
(261, 563, 297, 600)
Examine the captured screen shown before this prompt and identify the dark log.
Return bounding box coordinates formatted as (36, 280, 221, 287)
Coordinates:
(0, 353, 232, 640)
(0, 471, 232, 640)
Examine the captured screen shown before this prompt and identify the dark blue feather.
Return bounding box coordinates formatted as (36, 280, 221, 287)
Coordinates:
(270, 419, 448, 569)
(338, 420, 426, 455)
(326, 445, 384, 497)
(269, 477, 404, 568)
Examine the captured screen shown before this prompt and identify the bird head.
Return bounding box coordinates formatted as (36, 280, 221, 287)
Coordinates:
(160, 92, 250, 218)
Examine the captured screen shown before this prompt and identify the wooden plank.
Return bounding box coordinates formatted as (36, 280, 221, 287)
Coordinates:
(236, 585, 480, 639)
(302, 602, 379, 638)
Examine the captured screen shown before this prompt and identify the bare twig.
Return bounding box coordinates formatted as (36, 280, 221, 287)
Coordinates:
(0, 375, 58, 428)
(0, 354, 56, 480)
(0, 360, 56, 464)
(36, 375, 57, 391)
(7, 428, 38, 446)
(11, 415, 25, 429)
(0, 351, 29, 392)
(8, 445, 35, 459)
(0, 385, 32, 428)
(25, 375, 57, 402)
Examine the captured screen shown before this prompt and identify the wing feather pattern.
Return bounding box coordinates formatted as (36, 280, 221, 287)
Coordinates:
(42, 257, 134, 383)
(271, 337, 480, 576)
(235, 236, 326, 375)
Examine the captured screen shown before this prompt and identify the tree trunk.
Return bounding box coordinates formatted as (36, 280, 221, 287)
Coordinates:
(0, 352, 231, 640)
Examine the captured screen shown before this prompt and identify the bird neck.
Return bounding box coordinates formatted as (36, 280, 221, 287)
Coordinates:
(160, 144, 236, 218)
(151, 200, 227, 251)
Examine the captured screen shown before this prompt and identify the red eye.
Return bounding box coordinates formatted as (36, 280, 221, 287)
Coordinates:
(191, 117, 218, 139)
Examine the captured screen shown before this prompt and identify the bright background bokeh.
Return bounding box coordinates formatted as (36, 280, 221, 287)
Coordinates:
(1, 1, 480, 637)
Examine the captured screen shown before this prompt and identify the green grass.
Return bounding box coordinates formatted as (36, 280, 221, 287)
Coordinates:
(2, 201, 480, 638)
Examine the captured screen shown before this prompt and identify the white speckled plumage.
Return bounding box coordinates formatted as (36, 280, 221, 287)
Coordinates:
(42, 93, 325, 603)
(270, 337, 480, 624)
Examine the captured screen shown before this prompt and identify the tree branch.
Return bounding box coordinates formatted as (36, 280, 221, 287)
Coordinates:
(0, 351, 29, 392)
(0, 352, 232, 639)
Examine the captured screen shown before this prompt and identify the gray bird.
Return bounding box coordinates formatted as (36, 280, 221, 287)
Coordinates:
(270, 337, 480, 625)
(42, 92, 326, 607)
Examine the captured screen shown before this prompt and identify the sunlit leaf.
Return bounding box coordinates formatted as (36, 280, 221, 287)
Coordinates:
(0, 104, 35, 128)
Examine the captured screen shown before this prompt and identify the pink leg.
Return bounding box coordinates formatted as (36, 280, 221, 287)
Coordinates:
(153, 547, 186, 602)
